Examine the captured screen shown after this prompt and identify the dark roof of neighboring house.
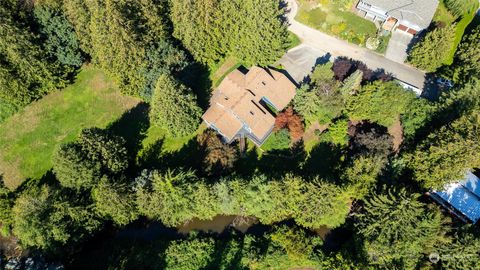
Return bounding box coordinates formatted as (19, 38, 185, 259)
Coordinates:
(431, 172, 480, 223)
(362, 0, 439, 29)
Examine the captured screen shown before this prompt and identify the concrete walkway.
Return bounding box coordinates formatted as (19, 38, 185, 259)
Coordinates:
(283, 0, 426, 89)
(385, 30, 413, 63)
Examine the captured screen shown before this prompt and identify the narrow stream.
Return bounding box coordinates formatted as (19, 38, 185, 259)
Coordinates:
(177, 215, 258, 234)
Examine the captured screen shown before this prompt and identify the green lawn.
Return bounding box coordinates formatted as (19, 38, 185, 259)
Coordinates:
(288, 31, 302, 50)
(0, 67, 140, 189)
(296, 0, 377, 46)
(139, 124, 204, 155)
(445, 6, 478, 65)
(210, 57, 243, 87)
(433, 1, 456, 26)
(433, 0, 479, 65)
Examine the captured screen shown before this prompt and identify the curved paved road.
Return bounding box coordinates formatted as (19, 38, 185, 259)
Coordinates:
(284, 0, 426, 89)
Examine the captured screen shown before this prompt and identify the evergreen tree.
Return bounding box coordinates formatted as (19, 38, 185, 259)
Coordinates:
(342, 156, 384, 199)
(53, 143, 102, 189)
(293, 85, 324, 124)
(12, 184, 101, 249)
(0, 1, 64, 114)
(165, 238, 215, 270)
(345, 81, 415, 127)
(92, 176, 138, 226)
(408, 110, 480, 189)
(408, 24, 456, 72)
(444, 0, 478, 17)
(63, 0, 187, 97)
(77, 128, 129, 174)
(0, 180, 13, 236)
(53, 128, 128, 189)
(436, 226, 480, 269)
(450, 27, 480, 84)
(150, 75, 202, 137)
(136, 170, 218, 226)
(356, 187, 446, 268)
(294, 64, 344, 126)
(310, 62, 335, 87)
(171, 0, 289, 67)
(340, 70, 363, 96)
(34, 5, 84, 67)
(293, 179, 351, 228)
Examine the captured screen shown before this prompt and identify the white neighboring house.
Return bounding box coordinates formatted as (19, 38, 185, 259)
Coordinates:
(356, 0, 439, 35)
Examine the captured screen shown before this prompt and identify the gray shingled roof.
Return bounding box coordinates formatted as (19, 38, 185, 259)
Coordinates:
(362, 0, 439, 29)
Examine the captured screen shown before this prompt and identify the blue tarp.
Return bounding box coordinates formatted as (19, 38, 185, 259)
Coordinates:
(432, 172, 480, 223)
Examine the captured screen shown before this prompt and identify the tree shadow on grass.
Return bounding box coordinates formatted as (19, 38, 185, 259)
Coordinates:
(107, 102, 150, 158)
(138, 137, 203, 173)
(15, 169, 58, 193)
(256, 140, 307, 177)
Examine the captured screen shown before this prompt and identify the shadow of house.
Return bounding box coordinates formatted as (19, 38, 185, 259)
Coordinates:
(232, 147, 261, 179)
(269, 66, 300, 88)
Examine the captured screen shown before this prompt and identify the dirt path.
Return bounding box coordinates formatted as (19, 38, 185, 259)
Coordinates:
(388, 117, 404, 153)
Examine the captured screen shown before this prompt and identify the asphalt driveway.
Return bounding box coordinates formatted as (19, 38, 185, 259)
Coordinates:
(278, 44, 329, 83)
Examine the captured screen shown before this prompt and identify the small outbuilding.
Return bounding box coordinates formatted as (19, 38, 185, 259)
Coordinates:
(430, 172, 480, 223)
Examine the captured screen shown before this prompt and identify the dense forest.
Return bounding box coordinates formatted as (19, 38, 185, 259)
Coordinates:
(0, 0, 480, 269)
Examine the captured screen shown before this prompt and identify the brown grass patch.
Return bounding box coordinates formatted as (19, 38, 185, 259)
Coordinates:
(0, 158, 23, 189)
(303, 121, 328, 142)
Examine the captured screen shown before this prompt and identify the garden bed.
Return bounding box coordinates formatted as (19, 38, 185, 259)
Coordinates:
(296, 0, 377, 46)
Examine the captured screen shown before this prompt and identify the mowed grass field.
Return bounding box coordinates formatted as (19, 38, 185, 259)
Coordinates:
(0, 67, 140, 189)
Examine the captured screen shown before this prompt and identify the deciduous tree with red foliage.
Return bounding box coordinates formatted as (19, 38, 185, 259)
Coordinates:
(333, 57, 392, 82)
(274, 107, 304, 141)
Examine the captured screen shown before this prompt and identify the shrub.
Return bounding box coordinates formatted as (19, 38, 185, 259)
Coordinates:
(408, 24, 456, 72)
(34, 6, 84, 67)
(262, 129, 291, 151)
(274, 107, 304, 141)
(197, 130, 238, 176)
(321, 119, 349, 146)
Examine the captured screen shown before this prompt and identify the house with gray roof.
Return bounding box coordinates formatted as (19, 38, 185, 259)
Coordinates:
(356, 0, 439, 34)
